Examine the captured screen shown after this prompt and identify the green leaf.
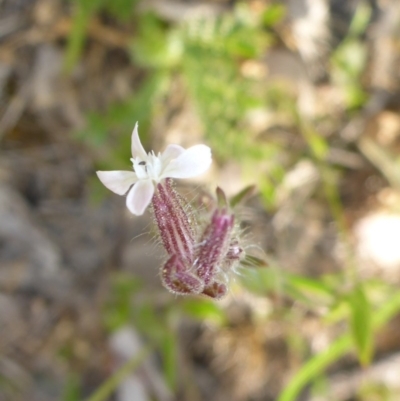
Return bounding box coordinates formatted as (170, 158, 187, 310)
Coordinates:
(240, 265, 287, 296)
(287, 276, 334, 305)
(259, 176, 277, 210)
(62, 374, 81, 401)
(64, 0, 106, 72)
(302, 125, 329, 161)
(348, 284, 373, 366)
(181, 298, 227, 325)
(323, 299, 350, 325)
(348, 1, 372, 37)
(241, 254, 269, 269)
(216, 187, 229, 208)
(105, 0, 138, 20)
(130, 13, 182, 69)
(160, 329, 178, 390)
(229, 185, 256, 208)
(262, 4, 286, 27)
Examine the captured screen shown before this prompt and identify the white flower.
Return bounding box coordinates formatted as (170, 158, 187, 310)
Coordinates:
(96, 123, 212, 215)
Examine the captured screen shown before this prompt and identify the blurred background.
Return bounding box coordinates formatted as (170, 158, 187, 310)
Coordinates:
(1, 0, 400, 400)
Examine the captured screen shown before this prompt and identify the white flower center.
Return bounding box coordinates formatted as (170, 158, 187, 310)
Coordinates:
(131, 152, 163, 182)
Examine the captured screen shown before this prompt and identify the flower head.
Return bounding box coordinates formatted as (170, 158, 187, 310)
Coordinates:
(96, 123, 212, 215)
(153, 180, 244, 299)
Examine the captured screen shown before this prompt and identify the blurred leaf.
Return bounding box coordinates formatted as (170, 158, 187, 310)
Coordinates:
(262, 4, 286, 27)
(103, 274, 141, 332)
(241, 254, 269, 269)
(229, 185, 256, 208)
(134, 302, 165, 344)
(301, 125, 329, 161)
(324, 299, 350, 325)
(287, 276, 334, 305)
(330, 3, 369, 112)
(345, 85, 368, 110)
(358, 136, 400, 190)
(78, 0, 104, 13)
(64, 2, 93, 72)
(259, 176, 277, 210)
(181, 298, 227, 325)
(216, 187, 229, 209)
(348, 1, 372, 37)
(105, 0, 138, 20)
(160, 328, 178, 390)
(130, 13, 182, 69)
(348, 284, 373, 366)
(62, 374, 81, 401)
(181, 6, 271, 161)
(240, 266, 289, 297)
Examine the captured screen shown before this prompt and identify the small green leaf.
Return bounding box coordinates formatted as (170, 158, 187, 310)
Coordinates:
(229, 185, 256, 208)
(160, 329, 178, 390)
(181, 299, 227, 325)
(287, 276, 334, 305)
(216, 187, 229, 208)
(324, 299, 350, 325)
(259, 176, 277, 210)
(348, 1, 372, 37)
(241, 254, 269, 269)
(262, 4, 286, 27)
(130, 14, 182, 69)
(348, 284, 373, 366)
(303, 127, 329, 160)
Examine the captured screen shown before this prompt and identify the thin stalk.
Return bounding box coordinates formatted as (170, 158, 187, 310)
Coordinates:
(85, 346, 152, 401)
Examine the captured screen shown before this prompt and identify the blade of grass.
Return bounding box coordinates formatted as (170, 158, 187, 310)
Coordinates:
(348, 284, 373, 366)
(85, 345, 152, 401)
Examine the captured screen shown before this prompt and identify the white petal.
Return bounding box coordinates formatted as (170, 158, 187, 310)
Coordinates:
(96, 171, 137, 195)
(131, 122, 147, 160)
(126, 179, 154, 215)
(160, 144, 185, 165)
(161, 144, 212, 179)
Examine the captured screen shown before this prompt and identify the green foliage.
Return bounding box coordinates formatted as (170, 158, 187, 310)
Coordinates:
(262, 3, 286, 27)
(278, 289, 400, 401)
(64, 0, 139, 71)
(181, 14, 268, 160)
(240, 267, 335, 307)
(130, 13, 182, 69)
(330, 1, 372, 110)
(105, 0, 139, 20)
(180, 298, 227, 325)
(348, 284, 373, 366)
